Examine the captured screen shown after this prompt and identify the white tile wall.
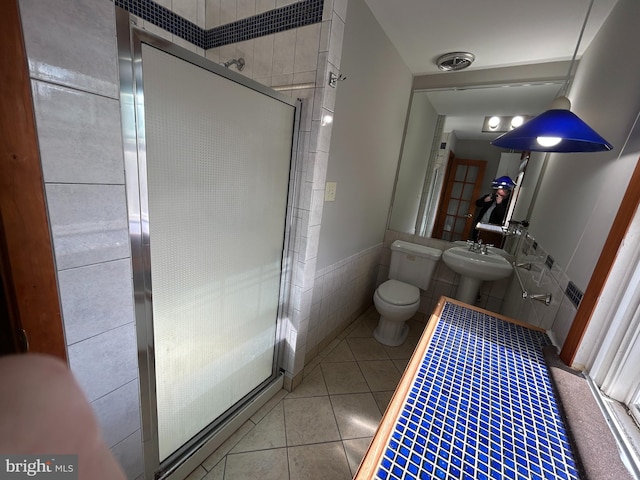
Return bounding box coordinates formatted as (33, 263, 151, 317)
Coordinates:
(45, 184, 130, 270)
(31, 82, 125, 185)
(92, 379, 142, 448)
(20, 0, 346, 476)
(172, 0, 205, 28)
(19, 0, 120, 98)
(492, 231, 580, 347)
(67, 323, 138, 403)
(307, 244, 381, 359)
(18, 0, 141, 477)
(57, 259, 134, 345)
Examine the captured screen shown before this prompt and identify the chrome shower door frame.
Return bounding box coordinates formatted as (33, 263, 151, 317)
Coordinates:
(116, 8, 301, 479)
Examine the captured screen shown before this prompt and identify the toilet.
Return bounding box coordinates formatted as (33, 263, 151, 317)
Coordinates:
(373, 240, 442, 346)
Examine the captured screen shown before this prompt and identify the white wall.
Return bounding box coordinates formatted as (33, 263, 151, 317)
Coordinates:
(389, 92, 440, 233)
(529, 0, 640, 292)
(317, 0, 413, 269)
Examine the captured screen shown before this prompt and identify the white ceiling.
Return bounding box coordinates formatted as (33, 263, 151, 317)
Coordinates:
(363, 0, 619, 140)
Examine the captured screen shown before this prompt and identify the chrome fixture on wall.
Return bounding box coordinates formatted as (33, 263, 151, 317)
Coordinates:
(328, 71, 346, 88)
(221, 57, 245, 71)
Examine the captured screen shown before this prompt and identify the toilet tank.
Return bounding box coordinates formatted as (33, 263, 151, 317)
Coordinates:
(389, 240, 442, 290)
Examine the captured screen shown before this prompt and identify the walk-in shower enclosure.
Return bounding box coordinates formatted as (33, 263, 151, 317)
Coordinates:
(116, 9, 301, 479)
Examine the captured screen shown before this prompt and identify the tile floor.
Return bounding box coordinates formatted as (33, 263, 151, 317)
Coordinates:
(184, 306, 429, 480)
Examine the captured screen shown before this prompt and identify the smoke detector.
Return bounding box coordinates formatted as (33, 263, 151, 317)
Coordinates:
(436, 52, 475, 72)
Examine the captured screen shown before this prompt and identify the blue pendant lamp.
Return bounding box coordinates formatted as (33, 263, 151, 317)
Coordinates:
(491, 0, 613, 153)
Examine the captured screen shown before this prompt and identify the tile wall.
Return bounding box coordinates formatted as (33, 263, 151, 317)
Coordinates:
(18, 0, 348, 477)
(18, 0, 143, 478)
(501, 231, 582, 349)
(306, 244, 382, 361)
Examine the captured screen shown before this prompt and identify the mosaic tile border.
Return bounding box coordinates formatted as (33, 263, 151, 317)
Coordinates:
(115, 0, 323, 50)
(374, 302, 580, 480)
(565, 281, 584, 309)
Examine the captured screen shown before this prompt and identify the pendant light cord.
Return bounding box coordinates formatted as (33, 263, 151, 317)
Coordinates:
(558, 0, 595, 97)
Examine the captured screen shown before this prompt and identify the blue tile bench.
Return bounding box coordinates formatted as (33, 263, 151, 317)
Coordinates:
(355, 297, 580, 480)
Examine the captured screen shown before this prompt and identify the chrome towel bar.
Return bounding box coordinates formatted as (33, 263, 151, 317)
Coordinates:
(512, 262, 552, 305)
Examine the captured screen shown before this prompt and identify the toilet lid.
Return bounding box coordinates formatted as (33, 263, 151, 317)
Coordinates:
(378, 279, 420, 306)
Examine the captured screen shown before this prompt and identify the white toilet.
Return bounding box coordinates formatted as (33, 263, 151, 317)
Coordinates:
(373, 240, 442, 346)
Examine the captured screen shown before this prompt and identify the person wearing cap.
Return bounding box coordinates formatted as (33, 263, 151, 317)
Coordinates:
(470, 176, 515, 241)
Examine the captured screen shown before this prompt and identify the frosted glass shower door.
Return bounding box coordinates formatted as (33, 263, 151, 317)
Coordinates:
(140, 44, 295, 461)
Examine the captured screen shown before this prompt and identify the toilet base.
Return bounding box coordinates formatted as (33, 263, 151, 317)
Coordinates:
(373, 316, 409, 347)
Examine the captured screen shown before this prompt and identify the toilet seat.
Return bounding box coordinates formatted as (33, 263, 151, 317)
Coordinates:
(377, 279, 420, 306)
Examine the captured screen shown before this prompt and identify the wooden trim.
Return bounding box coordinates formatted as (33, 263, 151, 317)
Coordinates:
(432, 157, 487, 241)
(0, 0, 66, 360)
(560, 156, 640, 366)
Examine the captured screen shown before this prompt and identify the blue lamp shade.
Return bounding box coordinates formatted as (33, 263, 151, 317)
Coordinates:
(491, 107, 613, 152)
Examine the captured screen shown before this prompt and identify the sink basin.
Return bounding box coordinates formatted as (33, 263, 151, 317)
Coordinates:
(443, 246, 513, 304)
(443, 246, 513, 281)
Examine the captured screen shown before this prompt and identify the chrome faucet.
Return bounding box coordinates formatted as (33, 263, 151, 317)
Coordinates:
(466, 239, 493, 254)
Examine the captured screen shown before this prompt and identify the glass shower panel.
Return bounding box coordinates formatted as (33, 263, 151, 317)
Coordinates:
(141, 44, 294, 461)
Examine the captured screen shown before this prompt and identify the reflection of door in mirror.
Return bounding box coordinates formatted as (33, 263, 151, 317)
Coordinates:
(432, 158, 486, 241)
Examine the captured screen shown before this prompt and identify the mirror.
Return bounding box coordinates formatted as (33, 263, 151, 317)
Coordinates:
(388, 81, 563, 242)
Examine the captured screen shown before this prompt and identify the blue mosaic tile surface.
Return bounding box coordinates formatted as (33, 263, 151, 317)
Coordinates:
(376, 302, 580, 480)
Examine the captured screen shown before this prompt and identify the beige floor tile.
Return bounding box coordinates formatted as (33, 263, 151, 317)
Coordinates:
(392, 357, 410, 372)
(249, 388, 288, 424)
(347, 315, 378, 338)
(321, 339, 355, 363)
(230, 402, 286, 453)
(201, 421, 255, 471)
(318, 337, 342, 358)
(321, 361, 370, 395)
(359, 360, 402, 392)
(283, 396, 341, 446)
(383, 334, 421, 359)
(202, 459, 225, 480)
(288, 442, 352, 480)
(343, 437, 373, 476)
(184, 465, 208, 480)
(303, 355, 322, 376)
(372, 391, 395, 415)
(224, 448, 288, 480)
(406, 317, 428, 337)
(287, 364, 328, 398)
(347, 337, 390, 361)
(330, 393, 382, 439)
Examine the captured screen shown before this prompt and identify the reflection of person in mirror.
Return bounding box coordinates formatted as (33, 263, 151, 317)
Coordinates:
(470, 176, 515, 241)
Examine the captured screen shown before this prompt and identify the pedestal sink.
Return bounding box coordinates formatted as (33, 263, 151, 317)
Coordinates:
(443, 246, 513, 304)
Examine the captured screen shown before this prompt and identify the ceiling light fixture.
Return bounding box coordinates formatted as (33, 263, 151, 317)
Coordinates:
(482, 115, 531, 133)
(510, 116, 524, 129)
(488, 116, 501, 129)
(491, 0, 612, 153)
